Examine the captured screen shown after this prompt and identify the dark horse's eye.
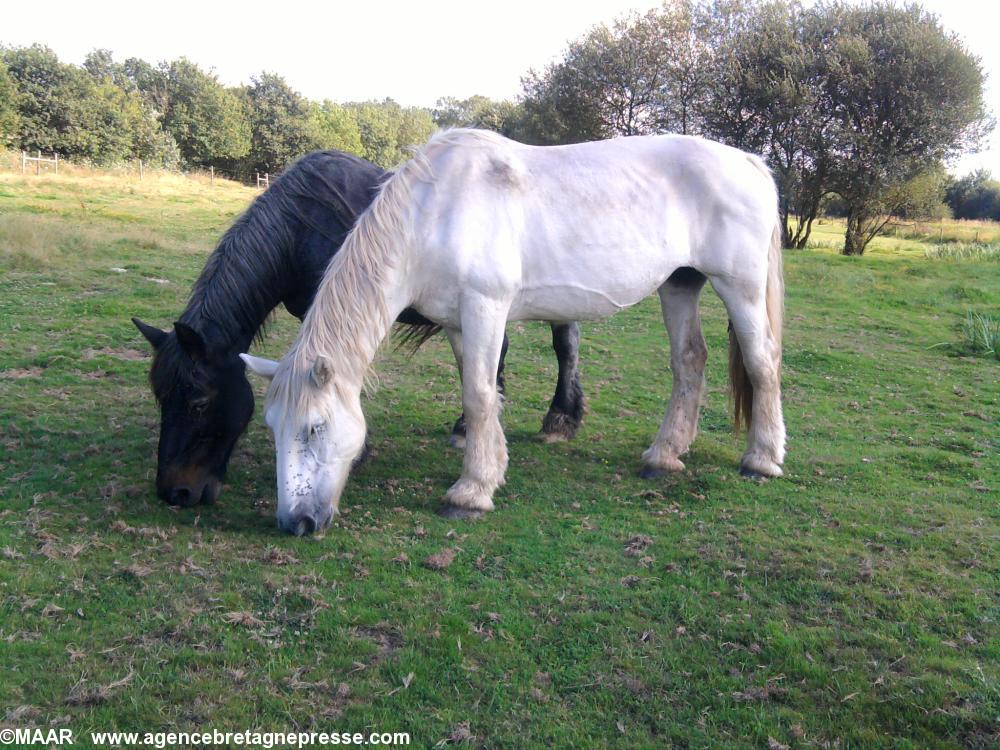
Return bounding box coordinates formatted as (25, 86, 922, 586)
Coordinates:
(190, 397, 210, 415)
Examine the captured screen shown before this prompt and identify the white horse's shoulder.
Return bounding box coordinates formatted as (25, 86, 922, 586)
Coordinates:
(419, 129, 528, 191)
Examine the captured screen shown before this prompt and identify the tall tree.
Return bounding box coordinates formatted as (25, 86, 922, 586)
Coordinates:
(945, 170, 1000, 220)
(161, 59, 251, 168)
(819, 1, 990, 254)
(122, 57, 169, 115)
(308, 100, 363, 155)
(244, 72, 315, 174)
(519, 0, 990, 255)
(3, 45, 180, 165)
(518, 61, 606, 145)
(647, 0, 709, 135)
(395, 105, 437, 156)
(517, 2, 712, 145)
(346, 99, 435, 168)
(83, 49, 131, 89)
(0, 60, 19, 148)
(2, 45, 79, 153)
(518, 11, 672, 144)
(700, 0, 834, 248)
(432, 95, 523, 136)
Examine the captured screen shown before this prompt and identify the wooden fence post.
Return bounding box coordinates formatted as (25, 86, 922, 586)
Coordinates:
(210, 166, 214, 185)
(36, 150, 41, 176)
(21, 151, 26, 175)
(139, 159, 144, 180)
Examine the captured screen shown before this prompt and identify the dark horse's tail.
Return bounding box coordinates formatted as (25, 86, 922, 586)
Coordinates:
(393, 308, 442, 353)
(729, 219, 784, 431)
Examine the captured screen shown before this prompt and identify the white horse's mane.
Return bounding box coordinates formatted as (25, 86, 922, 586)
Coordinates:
(266, 128, 499, 413)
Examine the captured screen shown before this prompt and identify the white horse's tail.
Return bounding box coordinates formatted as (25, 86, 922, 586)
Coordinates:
(730, 219, 784, 431)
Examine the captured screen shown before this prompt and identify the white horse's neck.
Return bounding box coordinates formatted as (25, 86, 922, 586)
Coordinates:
(293, 251, 411, 391)
(286, 158, 424, 391)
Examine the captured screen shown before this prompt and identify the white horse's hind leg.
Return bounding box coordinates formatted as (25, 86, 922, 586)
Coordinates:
(441, 297, 510, 518)
(641, 272, 708, 477)
(711, 276, 785, 477)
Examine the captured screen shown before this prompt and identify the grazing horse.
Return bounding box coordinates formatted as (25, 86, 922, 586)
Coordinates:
(132, 149, 585, 507)
(243, 129, 785, 535)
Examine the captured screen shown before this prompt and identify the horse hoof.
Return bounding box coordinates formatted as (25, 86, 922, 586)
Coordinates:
(640, 466, 667, 479)
(448, 433, 466, 449)
(739, 466, 768, 482)
(540, 412, 580, 442)
(539, 430, 569, 444)
(437, 504, 484, 520)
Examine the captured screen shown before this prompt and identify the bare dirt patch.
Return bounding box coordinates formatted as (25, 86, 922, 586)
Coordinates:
(82, 347, 148, 361)
(350, 623, 403, 663)
(0, 367, 43, 379)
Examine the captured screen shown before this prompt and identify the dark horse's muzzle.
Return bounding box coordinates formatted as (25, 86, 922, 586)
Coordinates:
(156, 471, 222, 507)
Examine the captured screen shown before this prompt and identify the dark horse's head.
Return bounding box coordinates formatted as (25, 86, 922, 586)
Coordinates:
(132, 149, 389, 508)
(132, 318, 254, 506)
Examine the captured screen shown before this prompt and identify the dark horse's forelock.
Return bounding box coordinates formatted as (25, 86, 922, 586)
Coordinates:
(149, 335, 184, 397)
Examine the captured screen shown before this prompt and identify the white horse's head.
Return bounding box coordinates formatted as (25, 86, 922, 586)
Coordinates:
(241, 352, 366, 535)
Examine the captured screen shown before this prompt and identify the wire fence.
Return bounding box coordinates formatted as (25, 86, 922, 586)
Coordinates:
(0, 150, 277, 189)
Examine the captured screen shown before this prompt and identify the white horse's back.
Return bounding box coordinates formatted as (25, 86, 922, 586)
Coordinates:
(406, 130, 777, 324)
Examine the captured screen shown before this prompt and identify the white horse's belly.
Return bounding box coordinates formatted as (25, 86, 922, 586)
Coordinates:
(509, 283, 654, 321)
(510, 254, 671, 322)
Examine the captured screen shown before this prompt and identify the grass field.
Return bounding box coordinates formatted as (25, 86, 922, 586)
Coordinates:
(1, 168, 997, 749)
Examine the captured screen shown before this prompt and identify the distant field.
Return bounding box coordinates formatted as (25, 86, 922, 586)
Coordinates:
(0, 168, 997, 749)
(803, 216, 1000, 257)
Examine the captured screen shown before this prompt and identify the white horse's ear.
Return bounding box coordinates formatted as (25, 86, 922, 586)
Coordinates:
(310, 355, 333, 388)
(240, 353, 279, 380)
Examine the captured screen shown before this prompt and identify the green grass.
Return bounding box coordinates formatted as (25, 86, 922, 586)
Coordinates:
(924, 243, 1000, 262)
(958, 311, 1000, 360)
(803, 217, 1000, 261)
(1, 169, 997, 749)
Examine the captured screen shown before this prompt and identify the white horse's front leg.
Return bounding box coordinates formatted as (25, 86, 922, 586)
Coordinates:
(440, 298, 510, 519)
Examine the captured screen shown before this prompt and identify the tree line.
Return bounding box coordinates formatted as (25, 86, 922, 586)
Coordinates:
(0, 46, 439, 178)
(0, 1, 993, 254)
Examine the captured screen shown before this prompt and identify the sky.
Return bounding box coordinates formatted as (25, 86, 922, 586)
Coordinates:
(4, 0, 998, 176)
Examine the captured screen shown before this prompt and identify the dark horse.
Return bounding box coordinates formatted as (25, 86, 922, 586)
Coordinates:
(133, 150, 585, 507)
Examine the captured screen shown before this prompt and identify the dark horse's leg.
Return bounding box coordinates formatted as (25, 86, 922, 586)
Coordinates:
(450, 324, 584, 446)
(540, 322, 585, 441)
(449, 331, 509, 448)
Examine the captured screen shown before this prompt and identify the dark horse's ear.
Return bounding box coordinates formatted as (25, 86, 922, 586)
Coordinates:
(173, 322, 207, 362)
(132, 317, 168, 350)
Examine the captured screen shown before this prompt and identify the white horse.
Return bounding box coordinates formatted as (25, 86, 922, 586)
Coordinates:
(242, 129, 785, 535)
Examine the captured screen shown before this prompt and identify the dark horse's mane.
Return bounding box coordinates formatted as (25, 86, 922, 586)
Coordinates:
(150, 150, 394, 393)
(187, 150, 385, 344)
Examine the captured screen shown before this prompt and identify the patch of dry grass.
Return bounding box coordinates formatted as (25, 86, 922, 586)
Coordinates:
(0, 212, 204, 269)
(0, 149, 249, 192)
